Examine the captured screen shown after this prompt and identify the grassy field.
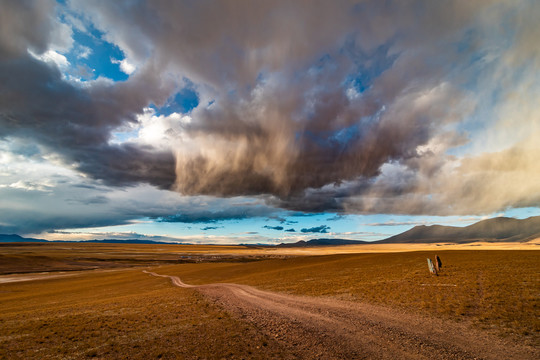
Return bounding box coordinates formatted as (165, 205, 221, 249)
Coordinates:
(0, 242, 178, 274)
(2, 241, 536, 276)
(1, 243, 538, 358)
(0, 242, 287, 275)
(0, 269, 285, 359)
(158, 250, 540, 343)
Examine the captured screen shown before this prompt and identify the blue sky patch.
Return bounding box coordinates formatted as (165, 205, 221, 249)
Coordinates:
(157, 84, 200, 115)
(74, 29, 128, 81)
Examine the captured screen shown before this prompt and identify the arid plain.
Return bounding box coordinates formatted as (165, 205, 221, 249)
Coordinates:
(1, 242, 538, 359)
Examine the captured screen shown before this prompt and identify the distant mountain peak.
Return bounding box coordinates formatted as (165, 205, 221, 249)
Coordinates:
(378, 215, 540, 244)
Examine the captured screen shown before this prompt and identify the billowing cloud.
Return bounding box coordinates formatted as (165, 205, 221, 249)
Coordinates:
(0, 137, 282, 234)
(65, 0, 539, 215)
(0, 0, 61, 59)
(1, 0, 538, 237)
(0, 54, 178, 188)
(0, 1, 177, 190)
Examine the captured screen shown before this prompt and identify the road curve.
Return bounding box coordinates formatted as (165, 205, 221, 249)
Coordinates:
(143, 270, 536, 360)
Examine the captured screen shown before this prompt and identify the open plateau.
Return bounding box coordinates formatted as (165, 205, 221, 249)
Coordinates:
(1, 240, 538, 359)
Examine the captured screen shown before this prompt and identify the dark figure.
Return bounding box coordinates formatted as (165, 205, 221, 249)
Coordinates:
(435, 255, 442, 272)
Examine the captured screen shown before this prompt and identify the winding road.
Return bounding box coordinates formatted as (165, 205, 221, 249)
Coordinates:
(143, 270, 536, 359)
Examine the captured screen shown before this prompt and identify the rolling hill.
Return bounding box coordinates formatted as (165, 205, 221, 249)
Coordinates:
(378, 216, 540, 243)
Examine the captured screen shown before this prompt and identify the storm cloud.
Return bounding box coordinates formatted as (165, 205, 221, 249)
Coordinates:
(1, 0, 539, 227)
(71, 0, 539, 215)
(0, 0, 176, 189)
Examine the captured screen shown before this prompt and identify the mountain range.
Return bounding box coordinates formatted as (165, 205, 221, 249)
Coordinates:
(278, 215, 540, 246)
(378, 216, 540, 244)
(1, 216, 539, 246)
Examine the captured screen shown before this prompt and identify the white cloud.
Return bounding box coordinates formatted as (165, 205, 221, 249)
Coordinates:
(29, 49, 70, 70)
(138, 111, 190, 146)
(111, 57, 136, 74)
(110, 108, 191, 147)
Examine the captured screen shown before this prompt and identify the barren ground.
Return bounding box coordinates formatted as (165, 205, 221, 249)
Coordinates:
(145, 270, 536, 360)
(1, 243, 538, 359)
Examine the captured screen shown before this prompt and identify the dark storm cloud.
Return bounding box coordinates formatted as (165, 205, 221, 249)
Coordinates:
(263, 225, 284, 231)
(0, 0, 59, 59)
(0, 49, 176, 189)
(0, 0, 177, 190)
(285, 228, 296, 232)
(0, 201, 134, 234)
(0, 179, 190, 234)
(72, 0, 506, 214)
(0, 176, 273, 234)
(301, 225, 330, 234)
(1, 0, 538, 226)
(159, 206, 277, 224)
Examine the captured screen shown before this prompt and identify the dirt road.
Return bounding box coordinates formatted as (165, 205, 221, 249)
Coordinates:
(143, 270, 536, 359)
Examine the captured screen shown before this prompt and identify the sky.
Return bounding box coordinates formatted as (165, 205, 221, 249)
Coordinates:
(0, 0, 539, 244)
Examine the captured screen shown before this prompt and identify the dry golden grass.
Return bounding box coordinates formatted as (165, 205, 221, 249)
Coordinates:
(1, 241, 536, 275)
(0, 242, 279, 275)
(1, 243, 538, 358)
(265, 240, 540, 255)
(158, 250, 539, 344)
(0, 269, 285, 359)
